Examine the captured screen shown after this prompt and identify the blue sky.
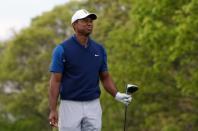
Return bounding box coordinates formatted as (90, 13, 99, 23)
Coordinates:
(0, 0, 69, 40)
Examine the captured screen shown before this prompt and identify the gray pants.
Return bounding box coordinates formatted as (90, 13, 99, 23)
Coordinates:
(58, 99, 102, 131)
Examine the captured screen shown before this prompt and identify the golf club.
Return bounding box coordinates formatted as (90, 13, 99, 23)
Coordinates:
(124, 84, 138, 131)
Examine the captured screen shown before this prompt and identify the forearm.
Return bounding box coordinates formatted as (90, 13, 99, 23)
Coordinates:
(49, 79, 60, 111)
(100, 73, 117, 97)
(100, 72, 132, 105)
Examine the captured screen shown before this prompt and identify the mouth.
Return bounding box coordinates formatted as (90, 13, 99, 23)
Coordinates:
(87, 27, 92, 31)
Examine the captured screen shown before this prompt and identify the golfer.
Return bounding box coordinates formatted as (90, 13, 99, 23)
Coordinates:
(48, 9, 132, 131)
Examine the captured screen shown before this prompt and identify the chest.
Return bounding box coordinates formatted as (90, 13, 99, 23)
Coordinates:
(63, 46, 103, 72)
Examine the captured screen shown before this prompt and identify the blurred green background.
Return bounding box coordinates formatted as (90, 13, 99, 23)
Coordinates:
(0, 0, 198, 131)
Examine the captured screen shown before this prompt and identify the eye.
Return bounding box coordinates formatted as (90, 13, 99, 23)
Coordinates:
(81, 18, 93, 23)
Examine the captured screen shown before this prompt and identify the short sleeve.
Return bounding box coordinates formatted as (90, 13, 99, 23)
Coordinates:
(99, 45, 108, 72)
(49, 45, 64, 73)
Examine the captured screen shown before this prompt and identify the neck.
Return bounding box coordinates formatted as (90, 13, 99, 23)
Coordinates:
(75, 33, 89, 47)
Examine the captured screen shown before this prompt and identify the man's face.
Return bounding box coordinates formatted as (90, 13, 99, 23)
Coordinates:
(73, 17, 93, 36)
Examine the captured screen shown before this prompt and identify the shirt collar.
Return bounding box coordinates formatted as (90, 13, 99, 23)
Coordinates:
(72, 34, 91, 48)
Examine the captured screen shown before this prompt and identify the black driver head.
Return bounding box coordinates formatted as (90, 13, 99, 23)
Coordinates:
(126, 84, 138, 94)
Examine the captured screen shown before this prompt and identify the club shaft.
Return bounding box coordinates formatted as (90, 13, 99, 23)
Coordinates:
(124, 105, 128, 131)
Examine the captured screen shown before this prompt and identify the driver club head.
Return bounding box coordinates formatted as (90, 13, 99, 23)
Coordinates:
(126, 84, 138, 94)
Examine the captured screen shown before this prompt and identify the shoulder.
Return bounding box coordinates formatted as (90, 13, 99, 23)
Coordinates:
(60, 36, 75, 49)
(53, 44, 64, 55)
(90, 38, 105, 51)
(54, 37, 74, 51)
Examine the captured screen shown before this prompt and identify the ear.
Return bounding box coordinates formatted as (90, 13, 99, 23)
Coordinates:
(72, 23, 76, 31)
(73, 21, 78, 26)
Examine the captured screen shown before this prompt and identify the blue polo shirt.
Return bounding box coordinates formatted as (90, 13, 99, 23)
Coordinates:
(50, 35, 108, 101)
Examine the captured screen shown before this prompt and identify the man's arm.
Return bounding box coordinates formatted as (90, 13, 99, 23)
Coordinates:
(48, 73, 62, 127)
(99, 71, 132, 105)
(99, 71, 117, 97)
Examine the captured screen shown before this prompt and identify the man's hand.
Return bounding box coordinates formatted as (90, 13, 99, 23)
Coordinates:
(48, 110, 58, 128)
(115, 92, 132, 105)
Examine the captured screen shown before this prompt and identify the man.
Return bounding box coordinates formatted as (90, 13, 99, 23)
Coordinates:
(48, 9, 132, 131)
